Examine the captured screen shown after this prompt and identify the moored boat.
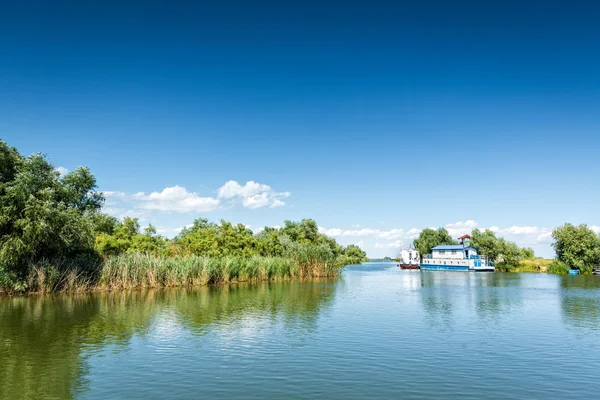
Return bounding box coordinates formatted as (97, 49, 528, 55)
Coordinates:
(398, 249, 420, 270)
(420, 234, 495, 272)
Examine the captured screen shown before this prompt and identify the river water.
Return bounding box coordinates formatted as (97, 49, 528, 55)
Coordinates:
(1, 261, 599, 399)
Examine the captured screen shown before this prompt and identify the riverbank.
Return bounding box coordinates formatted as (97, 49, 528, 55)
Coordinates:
(0, 252, 356, 296)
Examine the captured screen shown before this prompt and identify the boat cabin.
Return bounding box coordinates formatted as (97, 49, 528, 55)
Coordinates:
(431, 244, 478, 260)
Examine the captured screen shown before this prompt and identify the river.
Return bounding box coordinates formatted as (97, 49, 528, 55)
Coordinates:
(1, 261, 599, 399)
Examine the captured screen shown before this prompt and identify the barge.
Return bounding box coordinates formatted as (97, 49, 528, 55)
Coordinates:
(421, 234, 495, 272)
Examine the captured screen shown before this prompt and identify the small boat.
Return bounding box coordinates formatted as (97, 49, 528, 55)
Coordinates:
(568, 269, 580, 275)
(398, 249, 420, 270)
(593, 268, 600, 275)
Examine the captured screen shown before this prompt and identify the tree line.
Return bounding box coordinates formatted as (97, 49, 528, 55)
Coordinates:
(412, 224, 600, 273)
(0, 139, 366, 292)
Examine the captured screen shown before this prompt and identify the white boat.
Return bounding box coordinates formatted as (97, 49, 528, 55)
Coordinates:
(420, 234, 494, 272)
(398, 249, 420, 269)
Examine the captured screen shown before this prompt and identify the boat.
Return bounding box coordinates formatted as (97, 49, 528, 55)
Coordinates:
(398, 249, 420, 270)
(593, 268, 600, 275)
(420, 234, 494, 272)
(568, 269, 580, 275)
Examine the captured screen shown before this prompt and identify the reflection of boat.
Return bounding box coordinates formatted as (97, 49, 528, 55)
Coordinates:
(568, 269, 580, 275)
(398, 249, 420, 270)
(421, 234, 495, 272)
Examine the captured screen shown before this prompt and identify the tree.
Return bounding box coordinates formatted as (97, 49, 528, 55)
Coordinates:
(552, 224, 600, 270)
(471, 228, 502, 262)
(342, 244, 367, 262)
(413, 228, 456, 259)
(255, 227, 284, 257)
(0, 140, 104, 289)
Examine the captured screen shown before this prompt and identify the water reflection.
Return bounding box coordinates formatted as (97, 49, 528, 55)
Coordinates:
(559, 275, 600, 331)
(0, 280, 337, 400)
(418, 272, 526, 329)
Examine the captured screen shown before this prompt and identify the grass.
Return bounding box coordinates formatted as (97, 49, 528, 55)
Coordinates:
(2, 244, 345, 294)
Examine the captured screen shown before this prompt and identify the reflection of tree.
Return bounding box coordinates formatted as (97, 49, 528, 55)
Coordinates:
(419, 273, 455, 331)
(173, 279, 337, 335)
(560, 276, 600, 330)
(418, 272, 525, 329)
(0, 280, 337, 399)
(0, 291, 161, 400)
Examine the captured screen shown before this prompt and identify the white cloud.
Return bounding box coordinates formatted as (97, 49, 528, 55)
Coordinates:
(217, 180, 271, 199)
(104, 191, 126, 198)
(487, 226, 500, 233)
(355, 240, 365, 248)
(537, 231, 553, 243)
(55, 166, 69, 175)
(216, 180, 290, 209)
(375, 240, 404, 249)
(499, 226, 540, 235)
(444, 220, 478, 236)
(378, 228, 405, 240)
(591, 226, 600, 234)
(242, 192, 271, 209)
(134, 186, 221, 213)
(318, 226, 420, 240)
(270, 199, 285, 208)
(103, 180, 288, 214)
(406, 228, 422, 239)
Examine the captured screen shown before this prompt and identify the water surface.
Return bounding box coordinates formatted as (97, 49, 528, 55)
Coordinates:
(2, 262, 600, 399)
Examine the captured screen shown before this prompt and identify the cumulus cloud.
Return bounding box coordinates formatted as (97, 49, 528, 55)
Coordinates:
(133, 186, 221, 213)
(217, 180, 290, 209)
(318, 226, 421, 241)
(270, 199, 286, 208)
(217, 181, 271, 199)
(444, 220, 478, 236)
(498, 226, 540, 235)
(102, 180, 289, 214)
(55, 166, 69, 175)
(591, 226, 600, 234)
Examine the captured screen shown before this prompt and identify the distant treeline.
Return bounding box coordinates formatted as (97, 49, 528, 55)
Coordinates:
(0, 139, 366, 294)
(412, 225, 600, 274)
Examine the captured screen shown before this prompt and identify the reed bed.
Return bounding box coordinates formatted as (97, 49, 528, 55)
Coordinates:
(6, 243, 343, 294)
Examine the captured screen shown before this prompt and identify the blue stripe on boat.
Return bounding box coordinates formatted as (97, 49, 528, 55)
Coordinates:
(420, 265, 469, 271)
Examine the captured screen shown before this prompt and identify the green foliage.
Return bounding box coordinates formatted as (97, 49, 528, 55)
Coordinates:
(471, 228, 535, 270)
(547, 260, 571, 275)
(413, 228, 456, 259)
(340, 244, 368, 265)
(0, 139, 104, 290)
(552, 224, 600, 271)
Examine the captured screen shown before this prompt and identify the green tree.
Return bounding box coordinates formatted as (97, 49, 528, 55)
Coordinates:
(255, 227, 284, 256)
(413, 228, 456, 259)
(0, 140, 104, 289)
(471, 228, 502, 262)
(552, 224, 600, 271)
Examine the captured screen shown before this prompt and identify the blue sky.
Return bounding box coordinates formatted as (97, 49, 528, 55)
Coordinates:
(2, 0, 599, 257)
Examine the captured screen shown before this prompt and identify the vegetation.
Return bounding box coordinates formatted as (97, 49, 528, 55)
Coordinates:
(552, 224, 600, 273)
(470, 229, 536, 271)
(412, 227, 543, 272)
(412, 228, 456, 260)
(0, 139, 367, 294)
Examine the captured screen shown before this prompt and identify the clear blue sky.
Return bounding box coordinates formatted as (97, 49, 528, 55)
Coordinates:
(2, 0, 599, 257)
